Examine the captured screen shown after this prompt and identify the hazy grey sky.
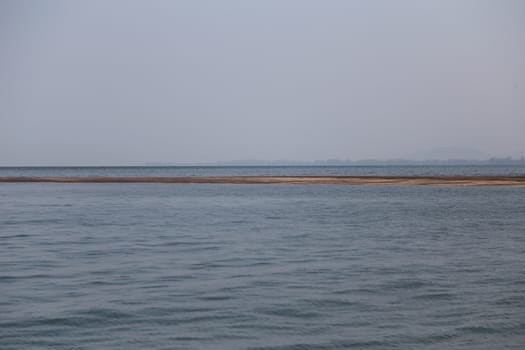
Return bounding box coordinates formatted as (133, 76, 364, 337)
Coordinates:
(1, 0, 524, 165)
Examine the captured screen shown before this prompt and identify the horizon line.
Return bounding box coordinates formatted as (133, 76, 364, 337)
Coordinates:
(1, 156, 525, 168)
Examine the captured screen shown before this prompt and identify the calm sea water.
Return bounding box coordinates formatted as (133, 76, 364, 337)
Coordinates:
(1, 164, 525, 177)
(1, 167, 525, 349)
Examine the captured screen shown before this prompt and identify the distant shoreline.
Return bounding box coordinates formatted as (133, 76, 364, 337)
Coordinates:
(1, 176, 525, 186)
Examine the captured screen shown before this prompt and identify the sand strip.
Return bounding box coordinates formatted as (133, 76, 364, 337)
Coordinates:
(1, 176, 525, 186)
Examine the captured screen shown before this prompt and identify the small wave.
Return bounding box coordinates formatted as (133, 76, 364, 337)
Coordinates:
(1, 315, 96, 329)
(457, 321, 525, 336)
(494, 295, 525, 305)
(255, 306, 321, 319)
(0, 275, 19, 282)
(16, 218, 62, 225)
(0, 274, 54, 282)
(140, 306, 213, 316)
(409, 331, 458, 345)
(0, 221, 22, 226)
(162, 241, 209, 247)
(247, 339, 385, 350)
(197, 294, 232, 301)
(0, 233, 33, 239)
(75, 308, 133, 320)
(301, 298, 359, 308)
(231, 219, 251, 224)
(151, 313, 244, 326)
(412, 292, 456, 301)
(384, 279, 429, 290)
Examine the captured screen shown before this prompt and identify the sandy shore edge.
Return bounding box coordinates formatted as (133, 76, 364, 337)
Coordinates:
(1, 176, 525, 186)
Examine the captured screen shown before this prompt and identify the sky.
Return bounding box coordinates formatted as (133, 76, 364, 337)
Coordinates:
(1, 0, 524, 165)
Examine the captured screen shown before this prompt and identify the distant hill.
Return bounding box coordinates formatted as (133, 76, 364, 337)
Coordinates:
(403, 147, 491, 161)
(145, 157, 525, 167)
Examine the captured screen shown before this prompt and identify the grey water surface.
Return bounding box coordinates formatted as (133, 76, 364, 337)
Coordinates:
(1, 167, 524, 349)
(1, 165, 525, 177)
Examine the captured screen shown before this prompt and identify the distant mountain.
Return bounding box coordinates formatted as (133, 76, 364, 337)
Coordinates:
(142, 153, 525, 167)
(404, 147, 491, 161)
(180, 157, 525, 166)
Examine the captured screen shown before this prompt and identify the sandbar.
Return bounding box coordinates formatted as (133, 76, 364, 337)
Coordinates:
(1, 176, 525, 186)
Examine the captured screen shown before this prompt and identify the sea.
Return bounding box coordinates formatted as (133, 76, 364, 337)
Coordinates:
(1, 166, 524, 350)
